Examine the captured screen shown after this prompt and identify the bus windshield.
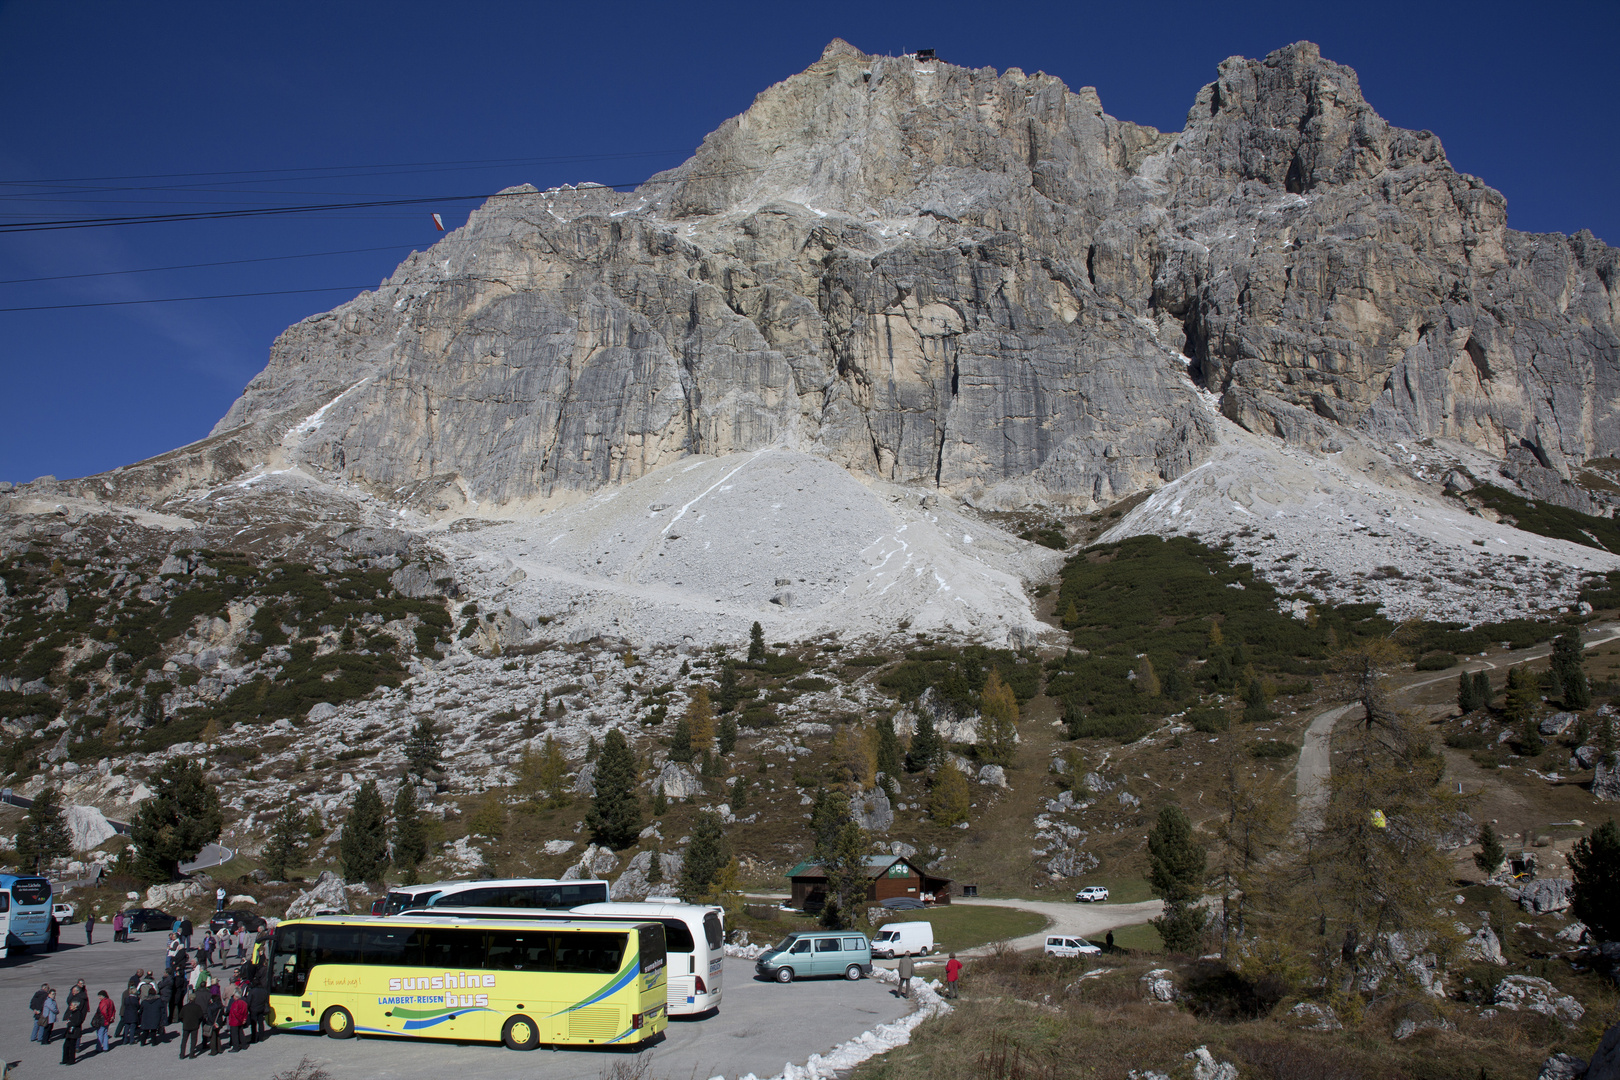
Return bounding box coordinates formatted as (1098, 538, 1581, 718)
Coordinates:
(10, 879, 50, 906)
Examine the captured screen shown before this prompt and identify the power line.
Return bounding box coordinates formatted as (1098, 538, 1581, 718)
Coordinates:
(0, 244, 420, 286)
(0, 166, 757, 234)
(0, 285, 375, 313)
(0, 150, 689, 188)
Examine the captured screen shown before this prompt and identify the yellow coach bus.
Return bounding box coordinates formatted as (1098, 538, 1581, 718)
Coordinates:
(267, 914, 667, 1049)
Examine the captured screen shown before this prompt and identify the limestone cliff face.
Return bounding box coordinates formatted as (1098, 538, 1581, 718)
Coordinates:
(204, 40, 1616, 514)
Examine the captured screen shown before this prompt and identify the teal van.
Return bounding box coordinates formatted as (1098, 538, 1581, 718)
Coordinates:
(754, 931, 872, 983)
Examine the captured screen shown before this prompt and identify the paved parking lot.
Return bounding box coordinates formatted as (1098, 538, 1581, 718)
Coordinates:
(2, 932, 913, 1079)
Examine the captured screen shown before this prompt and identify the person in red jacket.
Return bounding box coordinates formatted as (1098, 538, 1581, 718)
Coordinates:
(944, 953, 962, 998)
(225, 991, 249, 1052)
(93, 990, 117, 1053)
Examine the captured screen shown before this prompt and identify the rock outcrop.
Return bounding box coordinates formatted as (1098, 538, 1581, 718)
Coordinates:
(74, 40, 1606, 523)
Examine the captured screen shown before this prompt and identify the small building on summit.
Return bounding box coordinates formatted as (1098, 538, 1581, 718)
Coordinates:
(785, 854, 953, 910)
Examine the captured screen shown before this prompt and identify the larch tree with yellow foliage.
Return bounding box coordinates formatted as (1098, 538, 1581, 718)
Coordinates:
(979, 669, 1019, 768)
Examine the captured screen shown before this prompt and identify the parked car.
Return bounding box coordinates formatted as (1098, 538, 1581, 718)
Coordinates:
(1044, 935, 1101, 958)
(871, 921, 934, 958)
(122, 908, 177, 934)
(879, 897, 926, 910)
(51, 902, 76, 923)
(755, 931, 872, 983)
(1074, 886, 1110, 903)
(208, 910, 268, 933)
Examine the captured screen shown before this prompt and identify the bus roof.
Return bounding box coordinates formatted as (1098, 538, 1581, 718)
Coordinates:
(280, 913, 654, 932)
(388, 877, 609, 892)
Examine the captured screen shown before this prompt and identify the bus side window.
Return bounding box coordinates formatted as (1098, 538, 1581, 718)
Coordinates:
(488, 930, 553, 971)
(363, 927, 419, 965)
(660, 920, 694, 954)
(703, 912, 723, 951)
(0, 894, 9, 913)
(419, 928, 486, 969)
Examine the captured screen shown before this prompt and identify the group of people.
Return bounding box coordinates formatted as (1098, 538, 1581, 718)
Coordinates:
(893, 951, 964, 999)
(25, 920, 274, 1065)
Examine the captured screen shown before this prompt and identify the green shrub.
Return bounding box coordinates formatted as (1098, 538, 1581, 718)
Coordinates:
(1415, 652, 1458, 670)
(1249, 740, 1297, 760)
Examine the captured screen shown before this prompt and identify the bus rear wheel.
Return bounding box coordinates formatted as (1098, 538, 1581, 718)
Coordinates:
(321, 1006, 355, 1039)
(502, 1014, 539, 1051)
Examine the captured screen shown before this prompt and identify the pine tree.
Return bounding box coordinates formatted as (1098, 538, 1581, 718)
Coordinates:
(586, 735, 599, 762)
(810, 787, 850, 856)
(586, 729, 641, 849)
(729, 775, 748, 813)
(699, 748, 720, 778)
(1137, 656, 1161, 698)
(129, 758, 223, 882)
(1504, 665, 1540, 723)
(820, 817, 872, 929)
(1146, 804, 1207, 953)
(1518, 716, 1546, 757)
(262, 796, 314, 881)
(392, 782, 427, 885)
(874, 716, 902, 797)
(927, 761, 971, 827)
(652, 784, 668, 817)
(1552, 631, 1592, 709)
(682, 685, 715, 749)
(337, 780, 390, 883)
(647, 843, 664, 887)
(668, 717, 695, 763)
(1062, 601, 1079, 627)
(717, 662, 741, 714)
(15, 785, 71, 874)
(538, 734, 570, 808)
(717, 711, 738, 756)
(748, 622, 767, 664)
(979, 669, 1019, 767)
(1473, 821, 1505, 878)
(1458, 671, 1481, 713)
(906, 712, 942, 773)
(1571, 820, 1620, 942)
(1473, 670, 1493, 709)
(1602, 719, 1618, 770)
(1242, 677, 1271, 724)
(405, 715, 443, 778)
(679, 811, 731, 902)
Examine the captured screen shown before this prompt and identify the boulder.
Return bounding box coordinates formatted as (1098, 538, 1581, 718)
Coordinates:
(228, 894, 257, 906)
(655, 762, 701, 800)
(609, 850, 683, 900)
(389, 562, 449, 599)
(542, 839, 575, 856)
(1542, 712, 1578, 737)
(976, 764, 1007, 788)
(307, 703, 338, 723)
(1539, 1053, 1587, 1080)
(1516, 878, 1574, 914)
(1584, 1021, 1620, 1080)
(1595, 762, 1620, 801)
(145, 880, 203, 909)
(1556, 921, 1590, 945)
(1185, 1046, 1238, 1080)
(561, 843, 619, 880)
(572, 762, 597, 796)
(286, 871, 350, 918)
(1286, 1002, 1342, 1031)
(1459, 923, 1506, 965)
(1046, 848, 1100, 878)
(65, 805, 117, 852)
(851, 787, 893, 833)
(1494, 975, 1585, 1023)
(1140, 969, 1177, 1003)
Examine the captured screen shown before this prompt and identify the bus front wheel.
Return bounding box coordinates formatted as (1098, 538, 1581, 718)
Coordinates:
(775, 967, 794, 984)
(502, 1014, 539, 1051)
(321, 1006, 355, 1039)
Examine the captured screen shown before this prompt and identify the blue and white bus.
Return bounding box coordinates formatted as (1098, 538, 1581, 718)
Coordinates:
(0, 874, 53, 957)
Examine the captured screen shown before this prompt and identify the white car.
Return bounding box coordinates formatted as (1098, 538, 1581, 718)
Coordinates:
(1044, 935, 1101, 958)
(51, 902, 76, 923)
(1074, 886, 1110, 903)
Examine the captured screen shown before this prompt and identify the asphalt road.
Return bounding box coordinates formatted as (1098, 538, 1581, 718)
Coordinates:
(179, 844, 235, 876)
(0, 934, 912, 1079)
(948, 897, 1163, 953)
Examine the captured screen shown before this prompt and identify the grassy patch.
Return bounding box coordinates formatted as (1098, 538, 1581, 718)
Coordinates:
(882, 904, 1047, 954)
(1104, 921, 1163, 952)
(1467, 483, 1620, 552)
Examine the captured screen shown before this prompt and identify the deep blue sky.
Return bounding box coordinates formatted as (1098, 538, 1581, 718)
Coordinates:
(2, 0, 1615, 484)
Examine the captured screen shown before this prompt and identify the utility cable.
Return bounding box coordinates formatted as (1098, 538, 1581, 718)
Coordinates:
(0, 285, 376, 313)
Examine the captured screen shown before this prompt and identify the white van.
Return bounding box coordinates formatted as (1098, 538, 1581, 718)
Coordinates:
(871, 920, 934, 958)
(1044, 935, 1101, 958)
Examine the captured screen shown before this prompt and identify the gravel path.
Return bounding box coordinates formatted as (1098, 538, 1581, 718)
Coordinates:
(948, 896, 1164, 954)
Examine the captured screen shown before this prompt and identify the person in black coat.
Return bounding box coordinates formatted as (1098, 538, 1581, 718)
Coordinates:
(203, 992, 226, 1056)
(247, 982, 270, 1043)
(137, 988, 166, 1045)
(178, 993, 205, 1059)
(60, 988, 86, 1065)
(118, 981, 140, 1045)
